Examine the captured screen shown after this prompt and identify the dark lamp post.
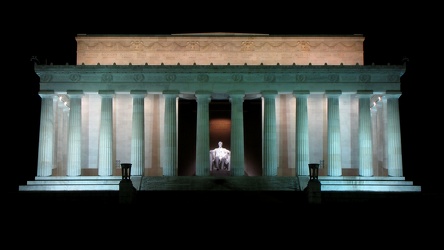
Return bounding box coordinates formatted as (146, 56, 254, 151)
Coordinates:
(308, 163, 320, 180)
(121, 163, 132, 179)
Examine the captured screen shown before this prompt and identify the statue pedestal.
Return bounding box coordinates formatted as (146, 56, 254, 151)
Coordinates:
(210, 170, 231, 176)
(306, 179, 322, 204)
(119, 179, 136, 204)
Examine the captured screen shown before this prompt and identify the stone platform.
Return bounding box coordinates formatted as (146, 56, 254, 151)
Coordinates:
(18, 175, 421, 192)
(138, 176, 301, 191)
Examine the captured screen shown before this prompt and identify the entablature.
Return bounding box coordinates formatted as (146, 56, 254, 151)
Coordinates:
(35, 64, 405, 95)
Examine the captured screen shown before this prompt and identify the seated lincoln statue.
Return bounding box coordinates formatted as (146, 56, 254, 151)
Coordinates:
(210, 141, 231, 171)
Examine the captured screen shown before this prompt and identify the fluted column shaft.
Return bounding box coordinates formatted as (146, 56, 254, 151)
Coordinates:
(294, 91, 310, 176)
(386, 91, 403, 176)
(163, 90, 179, 176)
(326, 91, 342, 176)
(262, 91, 278, 176)
(230, 92, 245, 176)
(37, 92, 56, 176)
(358, 91, 373, 176)
(98, 91, 114, 176)
(195, 91, 211, 176)
(66, 91, 83, 176)
(131, 91, 146, 176)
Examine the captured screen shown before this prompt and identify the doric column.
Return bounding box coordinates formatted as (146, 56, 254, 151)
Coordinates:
(262, 91, 278, 176)
(293, 90, 310, 176)
(37, 91, 56, 177)
(357, 90, 373, 176)
(131, 90, 147, 176)
(162, 90, 179, 176)
(230, 91, 245, 176)
(195, 91, 211, 176)
(66, 90, 83, 176)
(386, 91, 403, 177)
(326, 90, 342, 176)
(98, 90, 114, 176)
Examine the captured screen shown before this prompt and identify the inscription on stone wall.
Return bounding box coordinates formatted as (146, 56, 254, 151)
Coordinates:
(76, 35, 365, 66)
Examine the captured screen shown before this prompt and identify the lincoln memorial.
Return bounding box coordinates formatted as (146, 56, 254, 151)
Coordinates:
(19, 33, 420, 193)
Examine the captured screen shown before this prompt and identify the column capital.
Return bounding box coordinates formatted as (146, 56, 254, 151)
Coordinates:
(293, 90, 310, 97)
(39, 90, 56, 98)
(67, 90, 84, 98)
(325, 90, 342, 97)
(195, 90, 212, 97)
(385, 90, 402, 98)
(195, 91, 211, 102)
(356, 90, 373, 98)
(162, 90, 180, 96)
(130, 90, 147, 97)
(98, 90, 115, 98)
(261, 90, 278, 98)
(229, 91, 245, 100)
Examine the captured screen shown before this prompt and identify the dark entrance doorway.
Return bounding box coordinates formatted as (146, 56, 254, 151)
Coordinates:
(178, 98, 262, 175)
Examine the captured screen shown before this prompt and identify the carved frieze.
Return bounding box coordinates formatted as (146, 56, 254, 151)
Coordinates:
(328, 74, 339, 83)
(197, 74, 209, 82)
(387, 74, 399, 82)
(40, 74, 52, 82)
(101, 73, 113, 82)
(134, 74, 144, 82)
(295, 74, 306, 83)
(359, 74, 371, 83)
(165, 74, 176, 82)
(35, 65, 404, 95)
(232, 74, 243, 82)
(69, 73, 81, 82)
(264, 74, 275, 82)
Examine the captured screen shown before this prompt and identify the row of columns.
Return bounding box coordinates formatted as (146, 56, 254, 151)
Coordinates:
(36, 89, 403, 178)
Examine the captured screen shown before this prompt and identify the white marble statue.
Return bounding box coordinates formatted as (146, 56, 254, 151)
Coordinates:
(210, 141, 230, 171)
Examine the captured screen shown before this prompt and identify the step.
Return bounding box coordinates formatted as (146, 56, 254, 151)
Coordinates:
(18, 176, 142, 191)
(299, 176, 421, 192)
(25, 180, 122, 185)
(320, 184, 421, 192)
(19, 185, 120, 191)
(18, 176, 421, 192)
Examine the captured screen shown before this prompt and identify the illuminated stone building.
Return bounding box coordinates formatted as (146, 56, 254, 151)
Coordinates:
(20, 33, 420, 192)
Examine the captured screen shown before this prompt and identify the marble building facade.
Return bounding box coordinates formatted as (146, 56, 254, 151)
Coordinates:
(32, 33, 405, 180)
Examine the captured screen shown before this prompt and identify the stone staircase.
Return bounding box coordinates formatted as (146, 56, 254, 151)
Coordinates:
(300, 176, 421, 192)
(18, 176, 136, 191)
(18, 175, 421, 192)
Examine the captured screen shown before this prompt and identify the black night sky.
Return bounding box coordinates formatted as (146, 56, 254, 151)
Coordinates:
(6, 4, 444, 239)
(11, 4, 439, 198)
